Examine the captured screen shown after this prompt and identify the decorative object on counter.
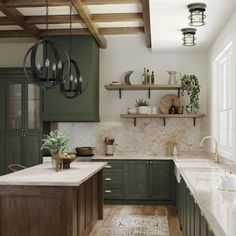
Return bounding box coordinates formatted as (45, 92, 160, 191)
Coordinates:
(104, 137, 115, 156)
(181, 28, 197, 46)
(122, 71, 132, 85)
(143, 67, 147, 84)
(60, 4, 88, 99)
(62, 153, 77, 169)
(151, 71, 155, 84)
(23, 0, 70, 90)
(129, 71, 143, 85)
(41, 130, 70, 171)
(176, 105, 184, 114)
(159, 94, 181, 114)
(188, 2, 207, 27)
(151, 107, 157, 115)
(169, 98, 177, 114)
(8, 164, 26, 173)
(136, 98, 150, 114)
(127, 107, 137, 114)
(75, 147, 94, 156)
(167, 71, 181, 85)
(146, 69, 151, 84)
(181, 74, 200, 113)
(110, 81, 121, 86)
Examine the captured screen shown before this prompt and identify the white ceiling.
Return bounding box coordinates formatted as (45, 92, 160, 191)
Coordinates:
(150, 0, 236, 52)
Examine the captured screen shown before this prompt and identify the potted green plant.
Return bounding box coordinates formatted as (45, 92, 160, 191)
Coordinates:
(181, 74, 201, 113)
(41, 130, 70, 171)
(136, 98, 150, 114)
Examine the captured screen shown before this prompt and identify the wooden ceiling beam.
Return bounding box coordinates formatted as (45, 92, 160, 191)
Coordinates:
(141, 0, 151, 48)
(99, 26, 144, 35)
(0, 13, 142, 25)
(2, 0, 140, 8)
(71, 0, 107, 48)
(0, 27, 144, 37)
(0, 5, 41, 39)
(92, 13, 142, 22)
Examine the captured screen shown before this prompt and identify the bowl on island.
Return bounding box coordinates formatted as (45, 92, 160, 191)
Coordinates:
(62, 153, 77, 169)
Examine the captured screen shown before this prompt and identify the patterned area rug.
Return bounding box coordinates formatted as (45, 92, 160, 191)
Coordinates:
(106, 215, 170, 236)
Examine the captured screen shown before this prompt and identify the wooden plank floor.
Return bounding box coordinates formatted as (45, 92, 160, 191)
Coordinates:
(90, 205, 182, 236)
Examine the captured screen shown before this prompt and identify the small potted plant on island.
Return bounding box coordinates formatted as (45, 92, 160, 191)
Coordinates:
(181, 74, 201, 114)
(41, 130, 76, 171)
(136, 98, 150, 114)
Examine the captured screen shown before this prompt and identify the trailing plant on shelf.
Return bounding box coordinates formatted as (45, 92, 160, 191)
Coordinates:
(41, 130, 70, 171)
(136, 98, 149, 114)
(181, 74, 201, 113)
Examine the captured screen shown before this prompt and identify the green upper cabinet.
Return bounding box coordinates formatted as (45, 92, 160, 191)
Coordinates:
(43, 36, 100, 122)
(0, 80, 6, 132)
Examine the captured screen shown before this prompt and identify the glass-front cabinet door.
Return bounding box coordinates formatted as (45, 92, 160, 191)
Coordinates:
(8, 82, 23, 131)
(27, 83, 40, 130)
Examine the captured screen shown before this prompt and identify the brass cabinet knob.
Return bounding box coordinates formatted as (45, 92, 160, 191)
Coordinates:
(147, 161, 149, 164)
(105, 177, 112, 181)
(105, 165, 112, 169)
(150, 161, 153, 164)
(105, 190, 112, 194)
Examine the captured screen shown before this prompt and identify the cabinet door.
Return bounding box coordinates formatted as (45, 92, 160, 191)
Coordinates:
(125, 161, 148, 199)
(26, 83, 41, 131)
(150, 161, 174, 200)
(0, 134, 5, 175)
(7, 81, 24, 131)
(194, 203, 201, 236)
(22, 132, 41, 167)
(200, 215, 208, 236)
(0, 80, 6, 132)
(5, 132, 23, 171)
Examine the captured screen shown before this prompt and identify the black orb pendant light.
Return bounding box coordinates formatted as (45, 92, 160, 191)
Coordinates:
(60, 4, 88, 99)
(188, 2, 207, 27)
(23, 0, 70, 89)
(181, 28, 197, 46)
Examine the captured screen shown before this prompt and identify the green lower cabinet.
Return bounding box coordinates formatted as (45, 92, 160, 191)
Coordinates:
(0, 134, 5, 175)
(94, 159, 175, 204)
(176, 179, 215, 236)
(125, 161, 148, 199)
(149, 161, 175, 200)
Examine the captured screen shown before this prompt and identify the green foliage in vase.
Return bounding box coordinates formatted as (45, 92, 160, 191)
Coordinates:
(136, 98, 149, 107)
(41, 130, 70, 154)
(181, 74, 201, 111)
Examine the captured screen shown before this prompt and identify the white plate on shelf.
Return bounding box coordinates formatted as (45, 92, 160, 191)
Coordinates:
(129, 71, 143, 85)
(122, 71, 133, 85)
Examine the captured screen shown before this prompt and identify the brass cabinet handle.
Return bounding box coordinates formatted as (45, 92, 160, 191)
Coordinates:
(105, 177, 112, 181)
(105, 190, 112, 193)
(105, 165, 112, 169)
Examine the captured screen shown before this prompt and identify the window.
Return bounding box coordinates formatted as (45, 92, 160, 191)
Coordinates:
(213, 41, 233, 159)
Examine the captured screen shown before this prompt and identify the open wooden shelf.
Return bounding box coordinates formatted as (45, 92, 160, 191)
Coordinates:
(120, 113, 205, 127)
(105, 84, 181, 99)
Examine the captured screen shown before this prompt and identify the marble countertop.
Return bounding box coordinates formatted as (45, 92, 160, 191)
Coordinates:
(174, 158, 236, 236)
(92, 152, 210, 160)
(0, 162, 107, 187)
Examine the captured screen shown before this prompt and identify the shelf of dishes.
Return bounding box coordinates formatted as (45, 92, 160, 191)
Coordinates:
(105, 84, 181, 99)
(120, 114, 205, 127)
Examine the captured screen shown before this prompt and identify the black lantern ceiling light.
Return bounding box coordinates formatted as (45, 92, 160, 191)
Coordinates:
(188, 2, 207, 27)
(60, 4, 88, 99)
(181, 28, 197, 46)
(23, 0, 70, 89)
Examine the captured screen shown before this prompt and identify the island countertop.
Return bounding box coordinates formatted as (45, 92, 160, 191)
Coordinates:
(0, 162, 107, 187)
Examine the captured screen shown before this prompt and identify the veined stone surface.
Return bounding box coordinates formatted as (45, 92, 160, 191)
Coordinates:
(58, 116, 208, 156)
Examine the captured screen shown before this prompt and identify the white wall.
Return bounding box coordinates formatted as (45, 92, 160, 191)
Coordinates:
(0, 38, 39, 67)
(59, 35, 209, 155)
(100, 35, 208, 116)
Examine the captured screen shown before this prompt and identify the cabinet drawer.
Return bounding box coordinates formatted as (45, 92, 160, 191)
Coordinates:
(104, 175, 123, 183)
(104, 161, 124, 170)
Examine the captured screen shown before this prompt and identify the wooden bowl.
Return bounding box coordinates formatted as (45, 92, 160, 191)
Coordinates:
(62, 157, 76, 169)
(75, 147, 94, 156)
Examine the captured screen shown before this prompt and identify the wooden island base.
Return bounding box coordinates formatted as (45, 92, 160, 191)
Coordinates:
(0, 170, 103, 236)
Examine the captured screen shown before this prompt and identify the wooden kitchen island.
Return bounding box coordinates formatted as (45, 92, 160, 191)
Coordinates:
(0, 162, 107, 236)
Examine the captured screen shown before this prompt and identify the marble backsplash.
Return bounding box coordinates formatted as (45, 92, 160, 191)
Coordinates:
(58, 116, 209, 156)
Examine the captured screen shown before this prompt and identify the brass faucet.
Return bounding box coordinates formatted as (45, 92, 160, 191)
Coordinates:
(200, 136, 220, 163)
